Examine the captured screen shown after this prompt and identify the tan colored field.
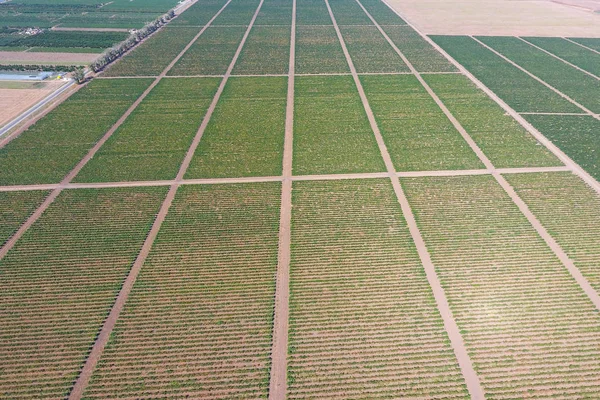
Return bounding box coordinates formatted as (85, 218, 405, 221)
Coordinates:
(0, 51, 98, 65)
(0, 81, 65, 127)
(386, 0, 600, 36)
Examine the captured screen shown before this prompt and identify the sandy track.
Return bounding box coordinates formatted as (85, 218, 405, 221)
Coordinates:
(67, 0, 265, 398)
(327, 0, 486, 398)
(268, 0, 295, 398)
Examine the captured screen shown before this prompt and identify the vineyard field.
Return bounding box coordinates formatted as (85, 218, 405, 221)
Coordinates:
(523, 37, 600, 77)
(211, 0, 261, 25)
(0, 187, 167, 399)
(296, 0, 333, 25)
(73, 77, 221, 182)
(0, 191, 49, 246)
(81, 183, 281, 399)
(362, 74, 484, 171)
(423, 73, 561, 168)
(255, 0, 294, 25)
(232, 26, 291, 75)
(186, 76, 287, 178)
(328, 0, 373, 25)
(295, 25, 349, 74)
(293, 75, 385, 174)
(0, 78, 152, 185)
(288, 179, 469, 399)
(169, 0, 228, 26)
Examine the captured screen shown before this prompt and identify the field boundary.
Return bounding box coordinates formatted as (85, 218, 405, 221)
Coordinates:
(328, 1, 485, 398)
(268, 0, 296, 397)
(66, 0, 267, 397)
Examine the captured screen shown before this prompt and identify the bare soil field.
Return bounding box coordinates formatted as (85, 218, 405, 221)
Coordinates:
(0, 51, 98, 65)
(386, 0, 600, 36)
(0, 81, 65, 127)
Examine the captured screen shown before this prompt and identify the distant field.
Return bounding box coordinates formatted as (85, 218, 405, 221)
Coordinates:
(3, 0, 600, 398)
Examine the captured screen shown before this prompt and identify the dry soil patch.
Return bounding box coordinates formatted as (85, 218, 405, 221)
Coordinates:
(0, 81, 65, 127)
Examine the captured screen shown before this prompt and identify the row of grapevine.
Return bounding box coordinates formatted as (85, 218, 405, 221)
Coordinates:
(403, 175, 600, 398)
(82, 183, 281, 399)
(293, 75, 385, 174)
(423, 73, 561, 168)
(0, 78, 153, 185)
(361, 74, 484, 171)
(288, 179, 469, 399)
(185, 76, 287, 178)
(0, 191, 48, 246)
(73, 78, 221, 183)
(0, 187, 167, 399)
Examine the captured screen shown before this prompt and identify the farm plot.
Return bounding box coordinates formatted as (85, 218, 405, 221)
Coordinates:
(288, 179, 469, 399)
(211, 0, 261, 26)
(58, 12, 163, 29)
(254, 0, 293, 25)
(170, 0, 229, 26)
(6, 31, 128, 50)
(185, 77, 286, 178)
(356, 0, 406, 25)
(295, 26, 349, 74)
(338, 26, 408, 73)
(0, 78, 152, 186)
(569, 37, 600, 53)
(431, 35, 580, 113)
(232, 26, 290, 75)
(380, 25, 457, 72)
(82, 183, 281, 399)
(361, 74, 483, 171)
(0, 187, 167, 400)
(523, 37, 600, 77)
(104, 27, 200, 77)
(523, 115, 600, 181)
(168, 26, 246, 76)
(73, 77, 220, 182)
(296, 0, 333, 25)
(507, 171, 600, 293)
(0, 191, 48, 247)
(423, 74, 561, 168)
(293, 75, 385, 174)
(328, 0, 373, 25)
(403, 175, 600, 399)
(477, 36, 600, 113)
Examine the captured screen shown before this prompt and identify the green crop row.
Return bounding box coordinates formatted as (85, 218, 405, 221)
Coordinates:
(523, 115, 600, 180)
(328, 0, 373, 25)
(402, 174, 600, 398)
(169, 0, 229, 26)
(506, 172, 600, 293)
(296, 0, 333, 25)
(185, 77, 286, 178)
(523, 37, 600, 78)
(477, 36, 600, 114)
(293, 75, 385, 174)
(255, 0, 293, 25)
(82, 183, 280, 399)
(0, 191, 48, 246)
(73, 77, 220, 182)
(295, 25, 349, 74)
(168, 26, 246, 76)
(211, 0, 261, 26)
(105, 27, 199, 77)
(361, 74, 483, 171)
(339, 25, 408, 73)
(0, 78, 153, 185)
(423, 74, 561, 168)
(288, 179, 468, 399)
(431, 35, 580, 113)
(0, 187, 167, 399)
(233, 26, 291, 75)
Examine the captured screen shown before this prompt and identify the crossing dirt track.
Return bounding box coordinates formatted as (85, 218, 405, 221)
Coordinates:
(2, 0, 600, 398)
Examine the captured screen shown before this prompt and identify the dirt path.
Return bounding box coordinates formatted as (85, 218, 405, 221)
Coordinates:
(67, 0, 265, 398)
(327, 0, 486, 398)
(517, 37, 600, 81)
(471, 36, 600, 123)
(268, 1, 295, 399)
